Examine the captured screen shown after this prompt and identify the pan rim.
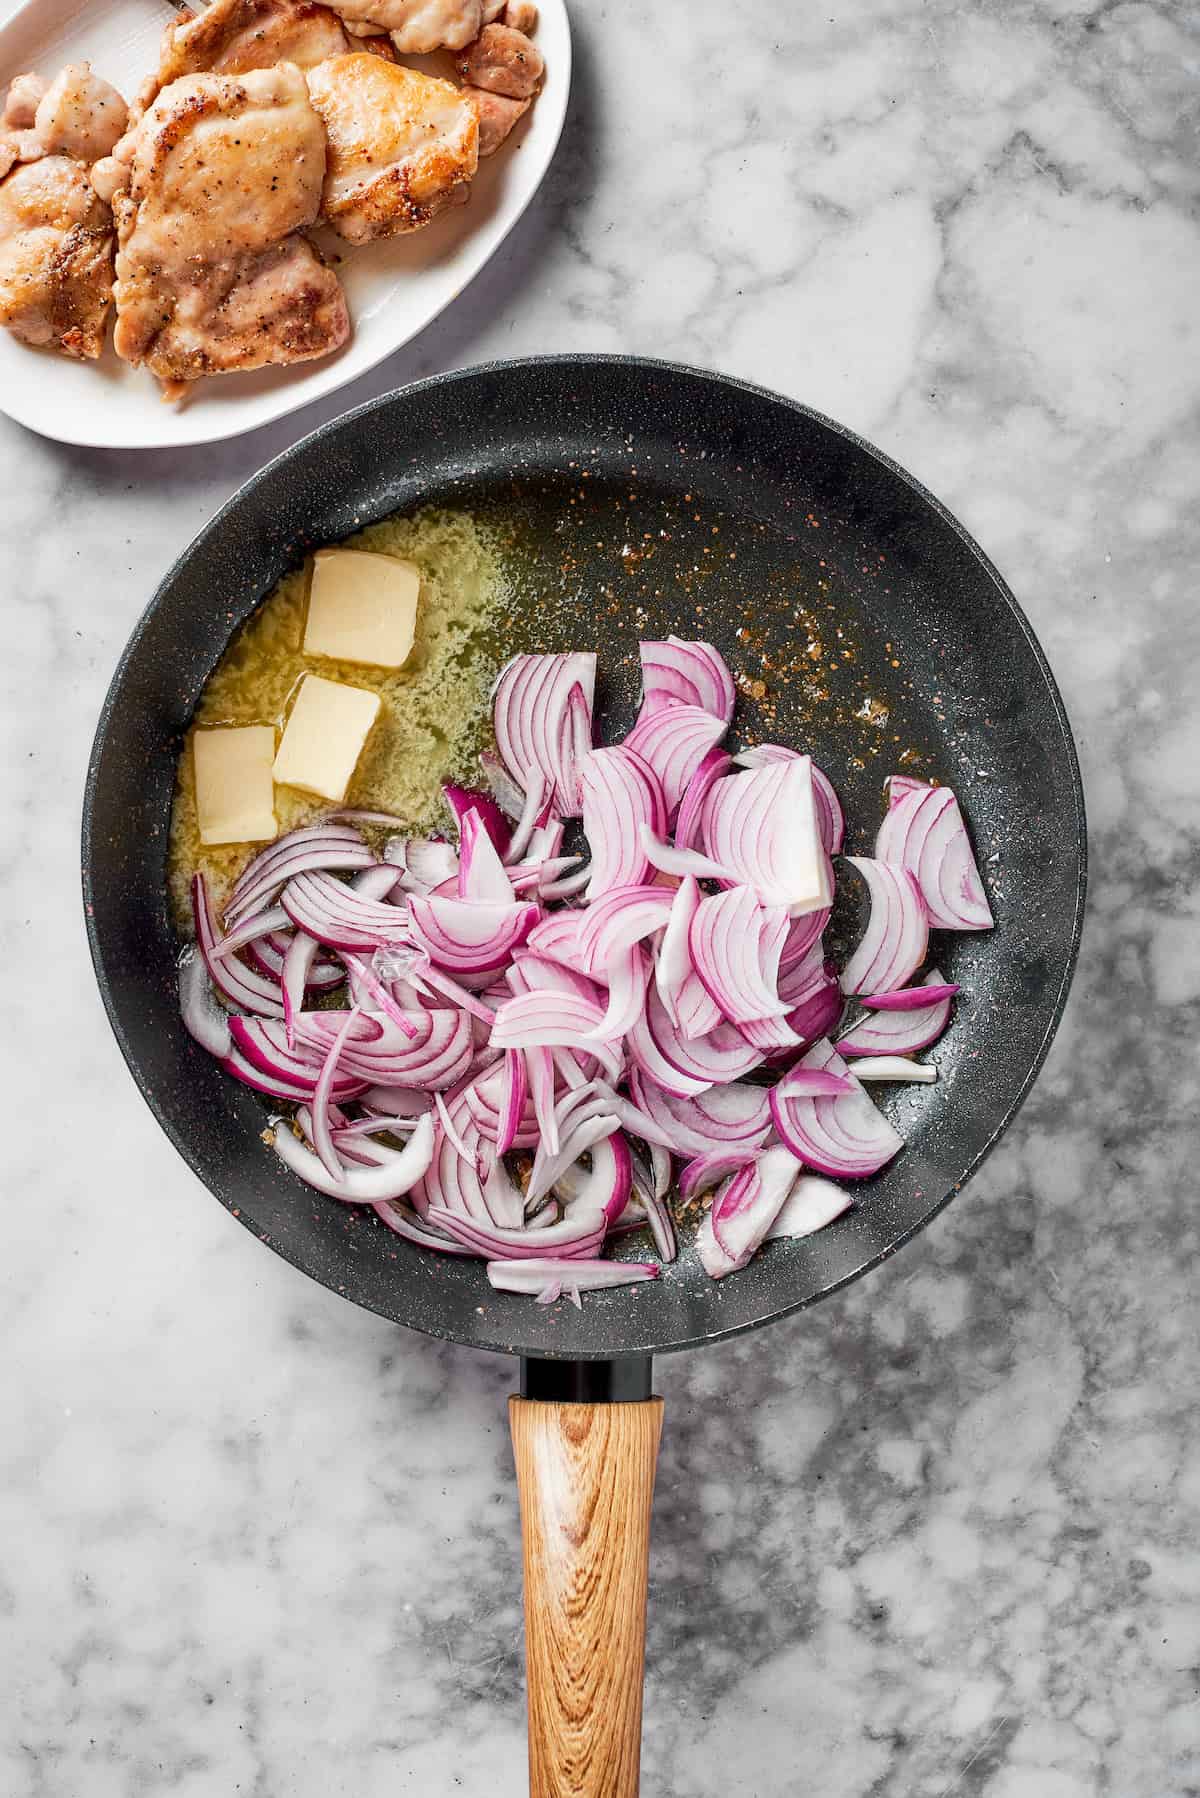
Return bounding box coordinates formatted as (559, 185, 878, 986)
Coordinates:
(82, 354, 1088, 1360)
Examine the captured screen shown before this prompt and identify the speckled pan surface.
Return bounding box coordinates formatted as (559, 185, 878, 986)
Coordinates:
(82, 356, 1086, 1360)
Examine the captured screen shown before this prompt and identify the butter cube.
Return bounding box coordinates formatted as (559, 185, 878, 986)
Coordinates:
(193, 725, 277, 847)
(272, 673, 382, 803)
(303, 549, 421, 669)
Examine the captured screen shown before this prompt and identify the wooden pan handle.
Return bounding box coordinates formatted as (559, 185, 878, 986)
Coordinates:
(509, 1396, 664, 1798)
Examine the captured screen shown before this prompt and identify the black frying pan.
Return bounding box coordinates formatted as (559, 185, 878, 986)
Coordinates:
(82, 357, 1085, 1795)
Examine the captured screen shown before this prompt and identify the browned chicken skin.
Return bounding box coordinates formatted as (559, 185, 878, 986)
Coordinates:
(111, 64, 349, 392)
(469, 87, 530, 157)
(327, 0, 486, 52)
(306, 54, 478, 242)
(151, 0, 350, 98)
(0, 65, 127, 357)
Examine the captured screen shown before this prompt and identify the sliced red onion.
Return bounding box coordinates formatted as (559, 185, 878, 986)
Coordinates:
(769, 1039, 904, 1177)
(282, 931, 319, 1045)
(777, 947, 843, 1047)
(629, 984, 763, 1096)
(178, 945, 231, 1058)
(526, 909, 586, 967)
(280, 871, 411, 951)
(839, 856, 929, 996)
(703, 758, 833, 916)
(246, 931, 343, 989)
(489, 991, 623, 1082)
(209, 903, 290, 960)
(481, 1151, 528, 1231)
(270, 1112, 434, 1203)
(310, 1006, 364, 1180)
(675, 748, 733, 851)
(875, 781, 993, 931)
(863, 982, 960, 1010)
(655, 875, 699, 1027)
(576, 884, 673, 978)
(496, 1048, 527, 1154)
(579, 747, 666, 900)
(502, 767, 551, 865)
(427, 1204, 607, 1260)
(444, 783, 511, 858)
(388, 836, 460, 893)
(588, 946, 650, 1044)
(507, 952, 604, 1009)
(435, 1089, 478, 1167)
(677, 1148, 755, 1202)
(630, 1071, 772, 1156)
(764, 1174, 853, 1241)
(508, 855, 580, 894)
(639, 825, 732, 882)
(293, 1008, 473, 1089)
(733, 745, 845, 856)
(528, 1109, 621, 1207)
(225, 823, 374, 923)
(556, 1130, 633, 1225)
(628, 1148, 677, 1262)
(487, 1259, 661, 1299)
(737, 1013, 801, 1054)
(638, 638, 735, 724)
(463, 1065, 540, 1150)
(456, 809, 514, 903)
(492, 652, 596, 817)
(336, 951, 421, 1039)
(373, 1198, 478, 1254)
(363, 1085, 435, 1118)
(839, 968, 956, 1057)
(527, 1044, 559, 1155)
(351, 864, 404, 903)
(778, 906, 831, 973)
(624, 702, 728, 816)
(193, 874, 285, 1019)
(539, 866, 593, 901)
(689, 886, 790, 1025)
(773, 1067, 853, 1096)
(229, 1017, 366, 1098)
(408, 893, 537, 974)
(479, 747, 528, 822)
(701, 1145, 802, 1277)
(852, 1056, 936, 1083)
(222, 1045, 358, 1104)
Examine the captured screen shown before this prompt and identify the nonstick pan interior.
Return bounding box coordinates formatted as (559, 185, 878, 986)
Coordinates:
(83, 357, 1085, 1360)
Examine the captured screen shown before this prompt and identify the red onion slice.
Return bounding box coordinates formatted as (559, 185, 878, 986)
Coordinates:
(853, 1056, 936, 1082)
(443, 783, 511, 858)
(389, 836, 459, 893)
(875, 781, 993, 931)
(675, 748, 733, 851)
(527, 1043, 559, 1155)
(489, 991, 623, 1082)
(688, 885, 791, 1025)
(193, 873, 285, 1019)
(630, 984, 764, 1095)
(496, 1048, 527, 1155)
(638, 638, 735, 723)
(280, 871, 411, 951)
(701, 1145, 802, 1276)
(373, 1199, 478, 1254)
(655, 875, 699, 1027)
(703, 759, 833, 916)
(408, 894, 538, 974)
(733, 745, 845, 856)
(525, 909, 586, 967)
(839, 968, 956, 1057)
(624, 703, 728, 817)
(271, 1112, 435, 1203)
(639, 825, 732, 882)
(427, 1205, 607, 1260)
(631, 1071, 772, 1156)
(764, 1174, 853, 1241)
(769, 1039, 904, 1177)
(579, 747, 666, 900)
(863, 982, 959, 1010)
(178, 946, 232, 1058)
(502, 767, 551, 865)
(588, 946, 651, 1044)
(576, 885, 673, 977)
(487, 1258, 661, 1299)
(492, 652, 596, 817)
(457, 809, 514, 903)
(225, 823, 375, 923)
(677, 1147, 755, 1202)
(839, 856, 929, 996)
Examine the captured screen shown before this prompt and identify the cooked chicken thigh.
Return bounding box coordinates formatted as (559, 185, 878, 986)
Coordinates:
(0, 64, 126, 356)
(154, 0, 350, 91)
(456, 23, 543, 98)
(306, 54, 478, 243)
(326, 0, 486, 53)
(111, 64, 349, 391)
(0, 154, 115, 355)
(469, 88, 529, 157)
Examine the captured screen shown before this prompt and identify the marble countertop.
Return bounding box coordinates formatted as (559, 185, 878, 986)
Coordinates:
(4, 2, 1197, 1793)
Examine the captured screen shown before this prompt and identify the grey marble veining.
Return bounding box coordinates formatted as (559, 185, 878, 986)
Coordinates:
(2, 1, 1199, 1793)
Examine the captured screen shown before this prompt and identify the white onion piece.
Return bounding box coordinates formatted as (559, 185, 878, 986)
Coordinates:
(579, 747, 666, 899)
(624, 702, 728, 816)
(390, 837, 460, 892)
(851, 1056, 936, 1083)
(769, 1039, 904, 1178)
(764, 1175, 853, 1240)
(875, 781, 993, 931)
(270, 1112, 434, 1203)
(638, 638, 735, 723)
(839, 857, 929, 996)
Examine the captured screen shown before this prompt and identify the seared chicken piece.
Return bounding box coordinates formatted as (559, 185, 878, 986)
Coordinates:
(0, 155, 115, 356)
(456, 23, 543, 98)
(4, 73, 47, 129)
(33, 64, 128, 162)
(154, 0, 350, 90)
(470, 88, 529, 157)
(325, 0, 485, 53)
(502, 1, 537, 33)
(111, 65, 349, 391)
(306, 54, 478, 243)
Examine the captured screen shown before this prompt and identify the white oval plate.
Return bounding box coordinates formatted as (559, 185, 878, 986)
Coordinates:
(0, 0, 570, 448)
